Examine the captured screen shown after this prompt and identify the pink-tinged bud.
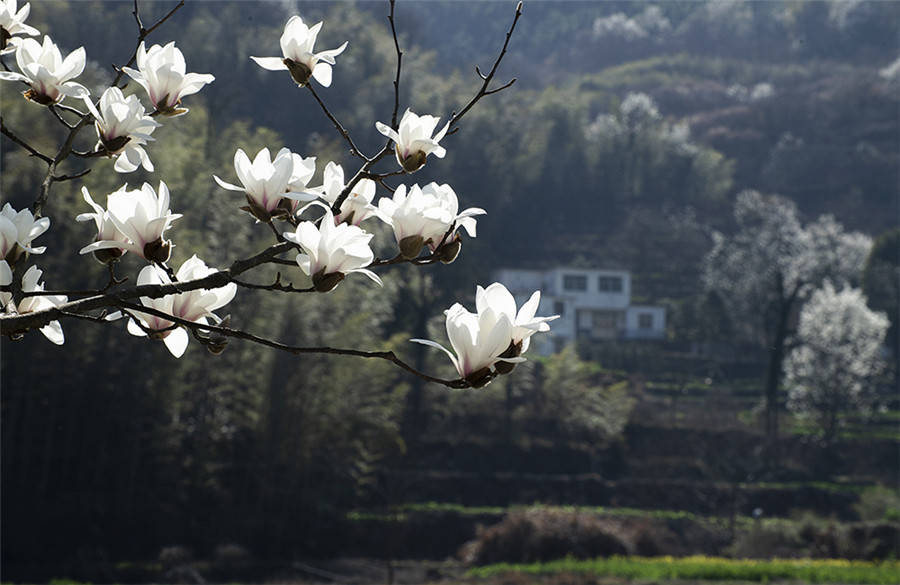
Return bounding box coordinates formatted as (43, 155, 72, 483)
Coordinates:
(23, 88, 54, 106)
(100, 134, 131, 155)
(398, 150, 427, 173)
(240, 194, 273, 223)
(399, 235, 425, 260)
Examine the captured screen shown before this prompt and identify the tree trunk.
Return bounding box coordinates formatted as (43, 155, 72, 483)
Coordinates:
(763, 290, 795, 470)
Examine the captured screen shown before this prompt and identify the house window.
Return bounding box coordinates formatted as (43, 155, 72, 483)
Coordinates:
(638, 313, 653, 329)
(563, 274, 587, 291)
(598, 276, 623, 292)
(553, 301, 565, 316)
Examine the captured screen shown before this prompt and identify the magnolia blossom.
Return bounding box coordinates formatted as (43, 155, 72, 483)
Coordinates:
(476, 283, 558, 360)
(76, 187, 131, 264)
(0, 0, 39, 54)
(412, 302, 522, 388)
(376, 109, 449, 172)
(377, 182, 485, 260)
(123, 41, 214, 116)
(0, 35, 87, 104)
(126, 258, 236, 358)
(83, 87, 160, 173)
(82, 182, 181, 263)
(0, 202, 50, 265)
(214, 147, 316, 222)
(0, 265, 66, 345)
(311, 162, 377, 225)
(283, 205, 381, 292)
(251, 15, 348, 87)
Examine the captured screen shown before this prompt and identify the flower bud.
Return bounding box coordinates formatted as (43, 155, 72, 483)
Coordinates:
(399, 235, 425, 260)
(92, 247, 123, 265)
(240, 194, 273, 223)
(465, 366, 494, 389)
(284, 58, 312, 86)
(438, 237, 461, 264)
(23, 88, 54, 106)
(494, 341, 523, 375)
(143, 237, 171, 263)
(100, 134, 131, 155)
(398, 150, 427, 173)
(312, 269, 345, 293)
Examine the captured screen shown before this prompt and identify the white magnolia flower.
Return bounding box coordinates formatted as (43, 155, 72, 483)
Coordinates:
(0, 265, 66, 344)
(126, 258, 235, 358)
(0, 202, 50, 265)
(122, 41, 215, 116)
(377, 182, 485, 259)
(0, 0, 39, 54)
(0, 35, 87, 104)
(83, 86, 160, 173)
(311, 162, 378, 226)
(86, 182, 181, 262)
(251, 15, 348, 87)
(475, 283, 558, 358)
(76, 187, 131, 264)
(376, 109, 450, 172)
(412, 300, 523, 387)
(283, 205, 381, 292)
(214, 147, 316, 222)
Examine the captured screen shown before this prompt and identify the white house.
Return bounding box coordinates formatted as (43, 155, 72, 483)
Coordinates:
(493, 267, 667, 354)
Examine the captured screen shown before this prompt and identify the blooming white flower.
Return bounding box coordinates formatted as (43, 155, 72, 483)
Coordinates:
(0, 202, 50, 265)
(475, 283, 558, 363)
(376, 109, 450, 172)
(283, 205, 381, 292)
(76, 187, 131, 264)
(311, 162, 378, 226)
(0, 0, 39, 54)
(251, 15, 348, 87)
(214, 147, 316, 222)
(377, 182, 485, 259)
(0, 265, 66, 345)
(122, 41, 215, 116)
(83, 86, 160, 173)
(88, 182, 181, 263)
(0, 35, 87, 104)
(126, 258, 235, 358)
(412, 300, 523, 388)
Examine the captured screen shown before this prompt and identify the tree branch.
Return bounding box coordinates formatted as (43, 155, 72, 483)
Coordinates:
(0, 118, 54, 163)
(446, 0, 522, 136)
(306, 84, 366, 160)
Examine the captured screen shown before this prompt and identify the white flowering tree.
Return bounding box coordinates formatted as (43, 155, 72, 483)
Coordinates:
(0, 0, 558, 390)
(785, 282, 888, 445)
(703, 190, 871, 461)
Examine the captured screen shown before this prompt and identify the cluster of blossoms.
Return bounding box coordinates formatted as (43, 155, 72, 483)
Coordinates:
(0, 0, 214, 173)
(1, 6, 554, 385)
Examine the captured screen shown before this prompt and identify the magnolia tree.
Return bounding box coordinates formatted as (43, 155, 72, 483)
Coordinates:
(785, 282, 888, 444)
(0, 0, 558, 389)
(703, 190, 871, 458)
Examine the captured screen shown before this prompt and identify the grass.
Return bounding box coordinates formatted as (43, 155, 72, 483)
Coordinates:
(468, 555, 900, 584)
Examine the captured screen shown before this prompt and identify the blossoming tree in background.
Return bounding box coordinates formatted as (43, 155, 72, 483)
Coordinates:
(0, 0, 557, 389)
(785, 282, 889, 445)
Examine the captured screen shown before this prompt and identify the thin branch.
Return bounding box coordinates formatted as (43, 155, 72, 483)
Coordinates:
(305, 84, 366, 160)
(48, 105, 76, 129)
(232, 273, 314, 294)
(51, 168, 91, 182)
(112, 300, 470, 389)
(388, 0, 402, 129)
(0, 118, 54, 164)
(446, 0, 522, 135)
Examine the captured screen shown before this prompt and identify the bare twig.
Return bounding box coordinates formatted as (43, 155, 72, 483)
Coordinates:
(388, 0, 402, 129)
(51, 169, 91, 182)
(0, 118, 54, 163)
(112, 300, 470, 388)
(306, 84, 366, 160)
(446, 0, 522, 135)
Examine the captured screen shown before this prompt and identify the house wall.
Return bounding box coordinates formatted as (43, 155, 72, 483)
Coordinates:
(624, 305, 667, 339)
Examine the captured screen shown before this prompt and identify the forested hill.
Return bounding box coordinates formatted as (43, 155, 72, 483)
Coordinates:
(5, 0, 899, 294)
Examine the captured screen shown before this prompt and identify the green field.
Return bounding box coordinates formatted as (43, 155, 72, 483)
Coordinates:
(468, 556, 900, 584)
